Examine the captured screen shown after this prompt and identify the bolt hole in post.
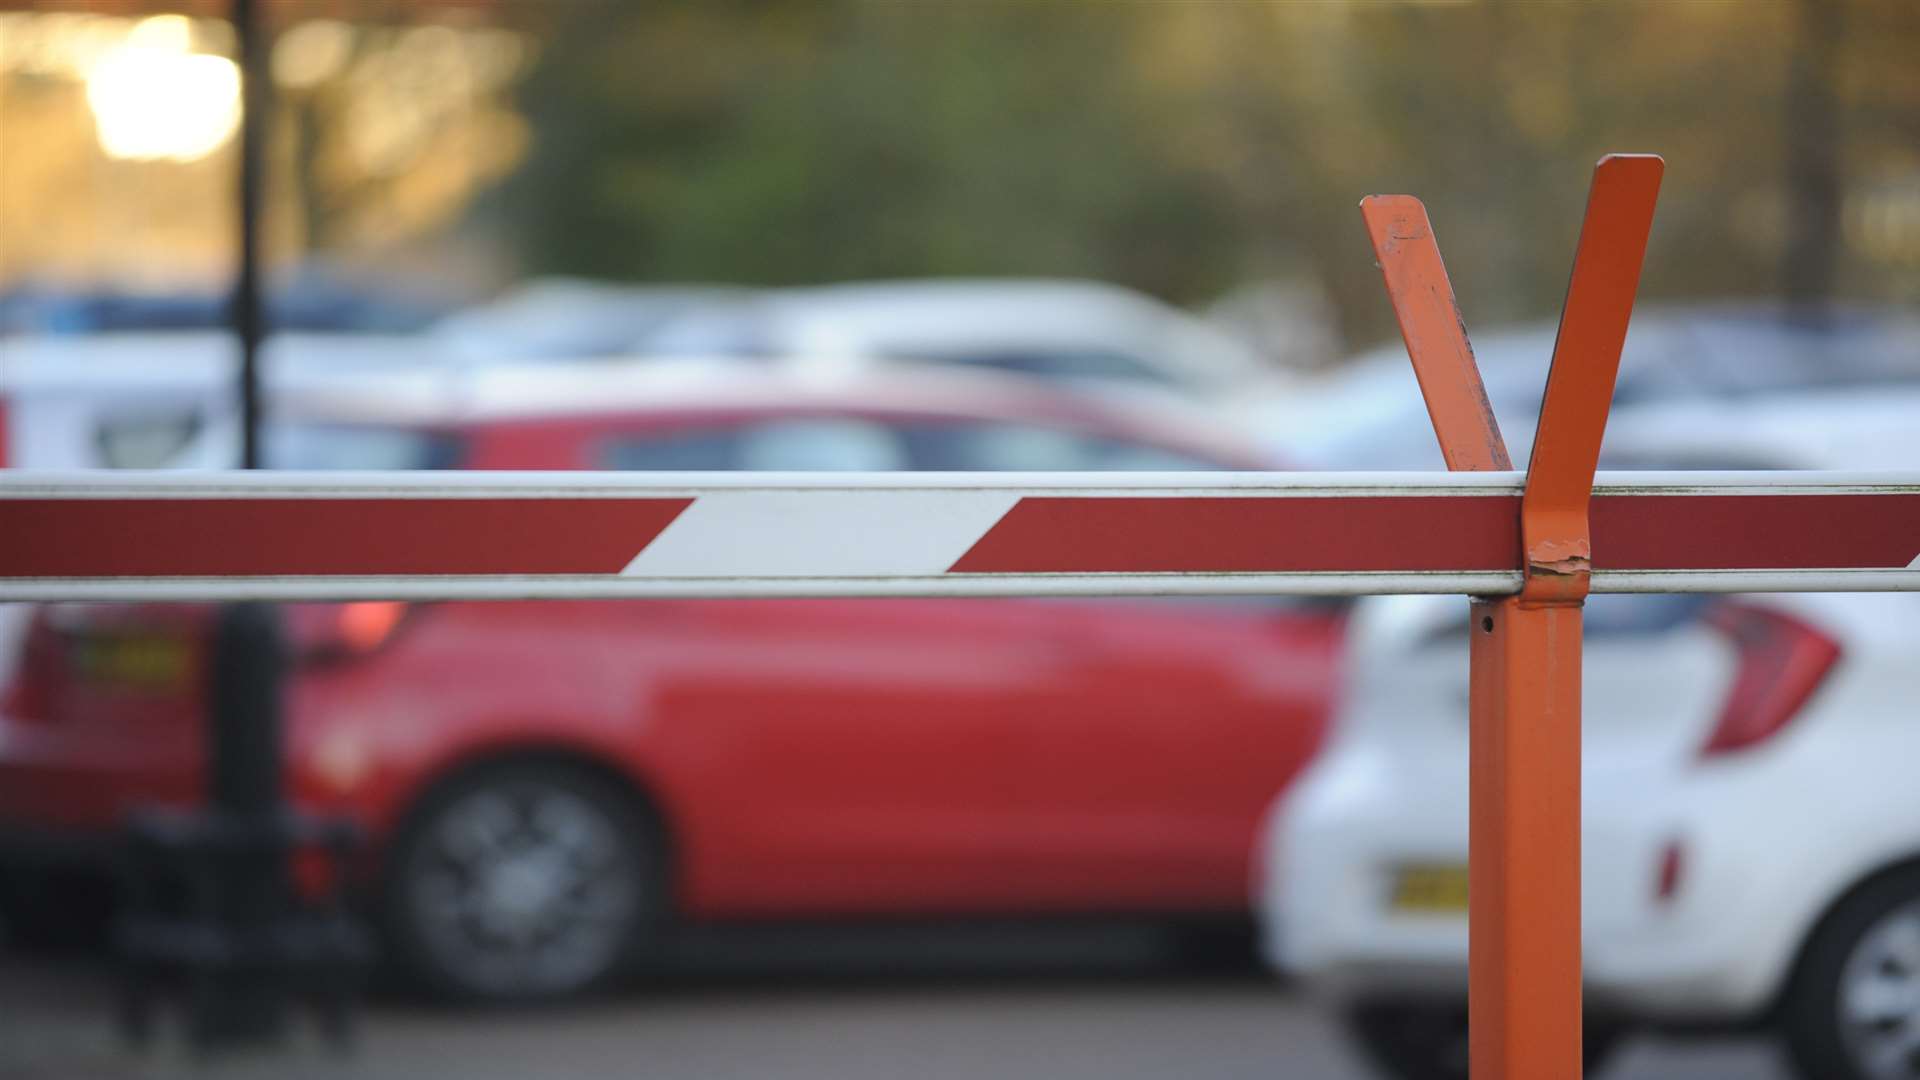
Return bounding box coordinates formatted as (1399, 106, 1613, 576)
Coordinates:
(1481, 616, 1494, 633)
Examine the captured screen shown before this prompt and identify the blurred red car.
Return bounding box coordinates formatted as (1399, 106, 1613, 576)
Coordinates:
(0, 367, 1341, 1000)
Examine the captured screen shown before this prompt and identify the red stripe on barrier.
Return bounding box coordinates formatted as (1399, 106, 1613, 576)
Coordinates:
(952, 492, 1920, 576)
(0, 498, 692, 578)
(949, 496, 1520, 574)
(1593, 493, 1920, 571)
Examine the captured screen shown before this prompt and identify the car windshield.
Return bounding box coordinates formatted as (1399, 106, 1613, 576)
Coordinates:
(893, 348, 1178, 386)
(265, 425, 465, 471)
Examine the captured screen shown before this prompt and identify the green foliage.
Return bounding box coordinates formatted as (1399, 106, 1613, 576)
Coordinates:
(500, 0, 1920, 349)
(507, 3, 1238, 301)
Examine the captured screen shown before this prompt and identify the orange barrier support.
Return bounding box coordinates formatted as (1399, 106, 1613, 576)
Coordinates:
(1366, 154, 1664, 1079)
(1360, 194, 1512, 473)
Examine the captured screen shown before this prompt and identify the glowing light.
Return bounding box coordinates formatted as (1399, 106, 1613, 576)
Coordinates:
(273, 19, 353, 89)
(85, 16, 240, 162)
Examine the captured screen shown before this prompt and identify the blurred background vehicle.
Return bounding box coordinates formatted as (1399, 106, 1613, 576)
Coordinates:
(0, 365, 1343, 1002)
(1259, 423, 1920, 1080)
(634, 278, 1289, 404)
(0, 272, 453, 470)
(425, 278, 743, 363)
(0, 275, 1281, 467)
(1252, 303, 1920, 470)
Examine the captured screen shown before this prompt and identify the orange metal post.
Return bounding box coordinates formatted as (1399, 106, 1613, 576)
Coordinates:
(1365, 154, 1662, 1080)
(1467, 597, 1584, 1077)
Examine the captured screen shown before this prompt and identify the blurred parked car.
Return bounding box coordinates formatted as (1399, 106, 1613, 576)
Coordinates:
(0, 366, 1343, 1002)
(0, 273, 444, 338)
(1254, 302, 1920, 469)
(1258, 422, 1920, 1079)
(0, 331, 456, 470)
(636, 278, 1286, 402)
(0, 330, 465, 686)
(427, 278, 743, 362)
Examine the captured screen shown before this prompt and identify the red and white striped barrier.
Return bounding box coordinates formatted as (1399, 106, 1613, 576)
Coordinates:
(3, 469, 1917, 601)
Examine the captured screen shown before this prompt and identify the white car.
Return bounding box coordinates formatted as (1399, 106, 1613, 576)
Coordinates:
(634, 278, 1289, 402)
(1260, 421, 1920, 1077)
(427, 277, 742, 361)
(0, 330, 464, 470)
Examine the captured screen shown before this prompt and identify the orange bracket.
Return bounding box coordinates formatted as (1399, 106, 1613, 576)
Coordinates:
(1521, 155, 1665, 605)
(1364, 154, 1662, 1080)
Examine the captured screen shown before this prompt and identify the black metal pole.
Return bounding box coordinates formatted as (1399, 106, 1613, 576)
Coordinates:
(122, 2, 365, 1054)
(235, 0, 266, 468)
(200, 0, 288, 1046)
(196, 603, 292, 1047)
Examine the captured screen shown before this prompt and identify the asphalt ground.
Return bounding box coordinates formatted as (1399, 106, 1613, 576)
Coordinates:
(0, 923, 1789, 1080)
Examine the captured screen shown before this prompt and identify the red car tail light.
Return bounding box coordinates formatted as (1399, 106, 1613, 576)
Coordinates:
(1698, 603, 1842, 758)
(287, 602, 411, 667)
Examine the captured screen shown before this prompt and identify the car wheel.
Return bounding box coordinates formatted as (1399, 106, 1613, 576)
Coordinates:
(384, 762, 660, 1002)
(1783, 867, 1920, 1080)
(1341, 999, 1623, 1080)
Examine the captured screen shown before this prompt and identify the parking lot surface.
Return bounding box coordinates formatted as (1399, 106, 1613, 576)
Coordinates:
(0, 927, 1790, 1080)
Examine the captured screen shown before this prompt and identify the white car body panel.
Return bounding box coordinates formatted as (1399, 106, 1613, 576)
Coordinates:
(1262, 589, 1920, 1023)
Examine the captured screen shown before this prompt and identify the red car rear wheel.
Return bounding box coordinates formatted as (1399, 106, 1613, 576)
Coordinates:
(382, 760, 663, 1002)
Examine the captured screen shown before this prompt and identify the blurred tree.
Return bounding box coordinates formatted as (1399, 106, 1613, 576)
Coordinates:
(504, 1, 1238, 302)
(498, 0, 1920, 356)
(1784, 0, 1843, 316)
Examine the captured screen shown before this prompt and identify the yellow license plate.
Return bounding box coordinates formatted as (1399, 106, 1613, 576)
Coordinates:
(1390, 863, 1470, 914)
(72, 635, 192, 689)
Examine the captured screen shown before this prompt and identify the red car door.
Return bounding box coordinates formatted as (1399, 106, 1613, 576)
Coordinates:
(637, 595, 1152, 915)
(988, 596, 1339, 911)
(514, 412, 1337, 918)
(635, 593, 1335, 918)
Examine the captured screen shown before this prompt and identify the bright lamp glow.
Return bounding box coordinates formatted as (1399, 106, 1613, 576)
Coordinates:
(85, 16, 240, 162)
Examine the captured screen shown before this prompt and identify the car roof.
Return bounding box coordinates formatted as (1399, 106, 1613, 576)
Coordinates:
(276, 361, 1274, 464)
(636, 278, 1272, 389)
(673, 278, 1170, 338)
(427, 278, 745, 360)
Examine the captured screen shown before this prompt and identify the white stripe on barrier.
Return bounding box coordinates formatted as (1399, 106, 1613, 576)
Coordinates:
(622, 490, 1021, 578)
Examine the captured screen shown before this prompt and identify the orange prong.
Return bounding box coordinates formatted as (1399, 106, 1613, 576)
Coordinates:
(1360, 194, 1511, 472)
(1520, 154, 1664, 604)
